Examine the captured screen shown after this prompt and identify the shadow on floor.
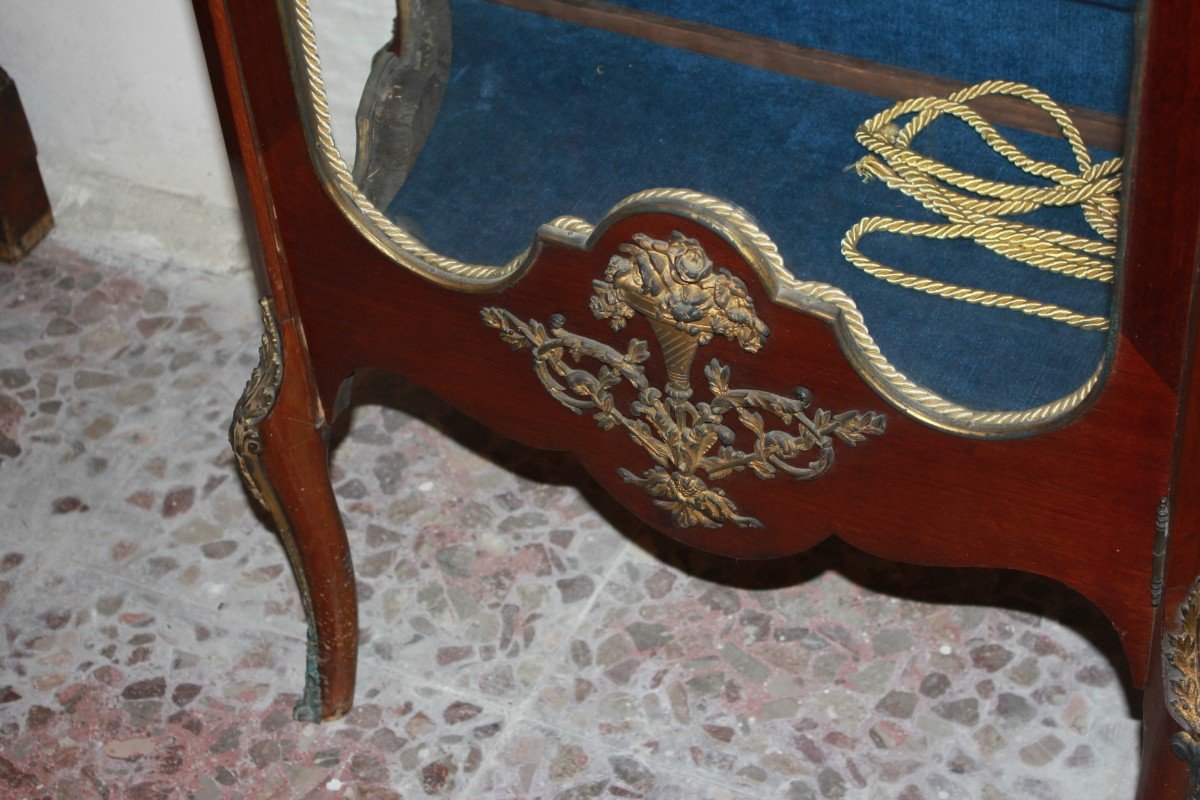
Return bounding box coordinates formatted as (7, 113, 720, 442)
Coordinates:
(318, 368, 1139, 719)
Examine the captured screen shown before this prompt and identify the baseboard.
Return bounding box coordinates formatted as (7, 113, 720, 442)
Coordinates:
(39, 164, 251, 277)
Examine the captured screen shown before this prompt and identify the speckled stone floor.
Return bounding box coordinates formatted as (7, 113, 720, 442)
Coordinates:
(0, 240, 1140, 799)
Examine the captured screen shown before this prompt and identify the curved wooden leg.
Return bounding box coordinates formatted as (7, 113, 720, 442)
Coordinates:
(231, 299, 358, 722)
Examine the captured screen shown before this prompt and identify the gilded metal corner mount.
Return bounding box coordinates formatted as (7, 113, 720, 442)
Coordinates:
(482, 232, 886, 530)
(1168, 581, 1200, 798)
(230, 298, 283, 508)
(227, 298, 323, 722)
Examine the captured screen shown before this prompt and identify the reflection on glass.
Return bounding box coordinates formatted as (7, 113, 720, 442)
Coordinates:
(326, 0, 1135, 420)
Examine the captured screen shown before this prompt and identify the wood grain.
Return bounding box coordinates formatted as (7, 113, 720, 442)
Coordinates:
(194, 0, 358, 721)
(197, 0, 1200, 791)
(1142, 6, 1200, 792)
(1119, 0, 1200, 392)
(257, 320, 359, 721)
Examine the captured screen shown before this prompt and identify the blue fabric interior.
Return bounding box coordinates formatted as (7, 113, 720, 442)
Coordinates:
(608, 0, 1135, 116)
(385, 0, 1134, 411)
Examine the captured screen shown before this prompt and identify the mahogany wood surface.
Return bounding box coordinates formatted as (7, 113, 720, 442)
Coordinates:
(195, 0, 358, 721)
(0, 68, 52, 262)
(213, 0, 1190, 689)
(294, 211, 1173, 684)
(1147, 13, 1200, 775)
(197, 0, 1200, 792)
(258, 319, 359, 721)
(486, 0, 1126, 152)
(1121, 2, 1200, 400)
(216, 0, 1179, 683)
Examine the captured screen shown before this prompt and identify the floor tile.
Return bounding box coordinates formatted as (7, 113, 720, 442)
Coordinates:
(0, 563, 509, 799)
(528, 541, 1139, 799)
(0, 240, 1144, 798)
(324, 372, 637, 703)
(470, 721, 760, 800)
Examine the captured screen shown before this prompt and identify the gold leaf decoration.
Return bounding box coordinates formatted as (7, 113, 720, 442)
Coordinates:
(482, 232, 885, 529)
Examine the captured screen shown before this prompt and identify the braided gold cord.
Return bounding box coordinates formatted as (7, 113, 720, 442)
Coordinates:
(291, 0, 525, 282)
(562, 192, 1105, 431)
(284, 1, 1109, 432)
(792, 278, 1103, 428)
(843, 80, 1121, 331)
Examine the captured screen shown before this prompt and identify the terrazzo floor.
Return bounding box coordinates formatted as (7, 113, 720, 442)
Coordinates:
(0, 239, 1141, 798)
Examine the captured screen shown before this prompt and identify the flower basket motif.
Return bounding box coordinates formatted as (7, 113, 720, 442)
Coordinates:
(482, 232, 885, 529)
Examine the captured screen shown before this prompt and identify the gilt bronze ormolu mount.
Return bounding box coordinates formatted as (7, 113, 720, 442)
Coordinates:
(483, 231, 886, 530)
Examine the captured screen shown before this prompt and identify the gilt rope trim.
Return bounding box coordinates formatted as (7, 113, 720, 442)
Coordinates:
(281, 0, 1112, 436)
(288, 0, 526, 285)
(229, 299, 324, 722)
(842, 79, 1120, 332)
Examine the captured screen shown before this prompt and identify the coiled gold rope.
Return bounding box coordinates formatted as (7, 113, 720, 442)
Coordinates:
(842, 80, 1121, 331)
(284, 3, 1107, 430)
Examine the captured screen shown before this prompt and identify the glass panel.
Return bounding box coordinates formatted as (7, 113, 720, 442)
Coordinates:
(313, 0, 1137, 422)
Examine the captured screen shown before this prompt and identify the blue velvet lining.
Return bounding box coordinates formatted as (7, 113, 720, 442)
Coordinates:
(385, 0, 1131, 411)
(606, 0, 1135, 116)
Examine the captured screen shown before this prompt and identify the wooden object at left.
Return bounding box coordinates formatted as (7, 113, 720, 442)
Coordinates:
(0, 67, 53, 263)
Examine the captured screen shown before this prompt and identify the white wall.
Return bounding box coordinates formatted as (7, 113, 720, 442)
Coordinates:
(0, 0, 391, 272)
(311, 0, 397, 160)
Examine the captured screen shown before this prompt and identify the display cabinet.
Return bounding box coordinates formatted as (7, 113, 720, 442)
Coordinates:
(194, 0, 1200, 794)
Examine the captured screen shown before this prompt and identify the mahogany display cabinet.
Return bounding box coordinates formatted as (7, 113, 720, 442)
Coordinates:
(194, 0, 1200, 795)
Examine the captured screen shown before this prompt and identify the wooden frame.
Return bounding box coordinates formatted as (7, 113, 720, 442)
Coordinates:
(194, 0, 1200, 795)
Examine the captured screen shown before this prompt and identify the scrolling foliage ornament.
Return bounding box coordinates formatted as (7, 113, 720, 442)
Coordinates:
(482, 232, 886, 529)
(1168, 581, 1200, 797)
(230, 298, 282, 508)
(228, 299, 325, 722)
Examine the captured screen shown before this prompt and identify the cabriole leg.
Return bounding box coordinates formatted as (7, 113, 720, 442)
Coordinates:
(231, 298, 358, 722)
